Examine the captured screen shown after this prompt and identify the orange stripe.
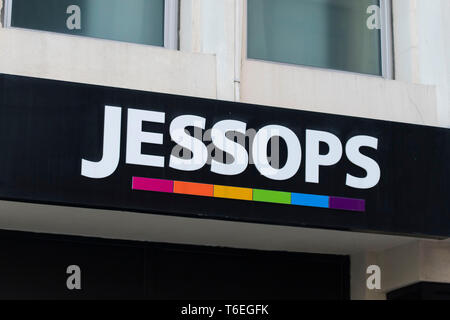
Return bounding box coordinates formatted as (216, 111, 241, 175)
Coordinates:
(173, 181, 214, 197)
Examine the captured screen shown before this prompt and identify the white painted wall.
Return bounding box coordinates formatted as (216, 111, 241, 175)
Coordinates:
(444, 0, 450, 127)
(351, 243, 422, 300)
(351, 252, 386, 300)
(0, 0, 3, 28)
(420, 241, 450, 283)
(180, 0, 236, 101)
(351, 239, 450, 299)
(393, 0, 450, 127)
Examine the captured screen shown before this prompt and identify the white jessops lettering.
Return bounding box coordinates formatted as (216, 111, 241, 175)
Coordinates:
(126, 108, 165, 168)
(81, 106, 121, 179)
(305, 130, 343, 184)
(345, 136, 381, 189)
(169, 115, 208, 171)
(81, 106, 381, 189)
(252, 125, 301, 181)
(211, 120, 248, 176)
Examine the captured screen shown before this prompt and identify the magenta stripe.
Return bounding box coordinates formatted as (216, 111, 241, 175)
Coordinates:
(329, 197, 365, 212)
(132, 177, 174, 193)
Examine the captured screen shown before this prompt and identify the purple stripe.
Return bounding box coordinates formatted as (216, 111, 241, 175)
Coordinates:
(132, 177, 174, 193)
(329, 197, 365, 212)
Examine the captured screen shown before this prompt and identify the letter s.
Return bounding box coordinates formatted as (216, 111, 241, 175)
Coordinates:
(345, 136, 381, 189)
(211, 120, 248, 176)
(169, 115, 208, 171)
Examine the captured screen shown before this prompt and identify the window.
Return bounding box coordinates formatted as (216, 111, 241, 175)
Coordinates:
(3, 0, 178, 49)
(247, 0, 393, 77)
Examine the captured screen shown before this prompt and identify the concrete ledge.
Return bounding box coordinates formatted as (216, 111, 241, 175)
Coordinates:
(241, 59, 438, 126)
(0, 27, 218, 99)
(0, 200, 415, 256)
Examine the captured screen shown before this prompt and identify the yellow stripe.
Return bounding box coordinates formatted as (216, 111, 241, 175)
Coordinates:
(214, 185, 253, 201)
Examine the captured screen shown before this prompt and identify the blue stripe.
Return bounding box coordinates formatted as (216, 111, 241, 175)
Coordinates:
(291, 193, 329, 208)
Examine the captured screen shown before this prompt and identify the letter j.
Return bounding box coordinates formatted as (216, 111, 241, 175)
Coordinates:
(81, 106, 122, 179)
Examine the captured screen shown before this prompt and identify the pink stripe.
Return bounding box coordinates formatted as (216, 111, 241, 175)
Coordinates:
(132, 177, 174, 193)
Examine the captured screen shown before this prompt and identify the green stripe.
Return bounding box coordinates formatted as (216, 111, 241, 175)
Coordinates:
(253, 189, 291, 205)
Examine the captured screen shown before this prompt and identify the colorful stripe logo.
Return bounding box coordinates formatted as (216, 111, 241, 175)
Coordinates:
(131, 177, 365, 212)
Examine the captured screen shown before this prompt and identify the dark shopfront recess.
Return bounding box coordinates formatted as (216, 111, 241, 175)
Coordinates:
(0, 230, 350, 300)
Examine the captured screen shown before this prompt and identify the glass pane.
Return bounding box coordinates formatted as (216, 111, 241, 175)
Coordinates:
(248, 0, 382, 76)
(11, 0, 165, 47)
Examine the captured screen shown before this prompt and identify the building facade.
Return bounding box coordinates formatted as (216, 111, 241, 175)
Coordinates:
(0, 0, 449, 300)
